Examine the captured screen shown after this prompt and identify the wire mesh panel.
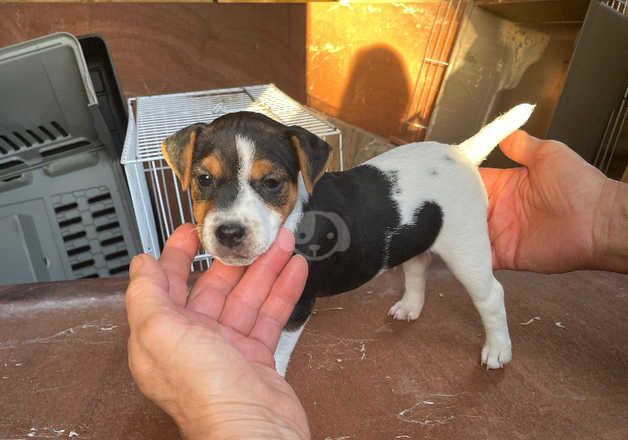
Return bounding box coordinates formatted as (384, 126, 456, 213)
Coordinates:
(121, 84, 342, 270)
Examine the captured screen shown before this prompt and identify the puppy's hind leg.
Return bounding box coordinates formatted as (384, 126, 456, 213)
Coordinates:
(434, 234, 512, 369)
(389, 252, 431, 321)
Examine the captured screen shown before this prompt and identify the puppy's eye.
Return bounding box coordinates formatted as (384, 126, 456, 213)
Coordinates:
(262, 176, 283, 191)
(197, 174, 214, 187)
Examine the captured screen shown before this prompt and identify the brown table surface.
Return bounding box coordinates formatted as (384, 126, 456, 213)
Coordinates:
(1, 262, 627, 440)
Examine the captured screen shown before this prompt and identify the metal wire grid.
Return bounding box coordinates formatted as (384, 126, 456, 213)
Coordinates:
(595, 85, 628, 174)
(122, 84, 342, 269)
(606, 0, 628, 14)
(123, 84, 342, 165)
(402, 0, 468, 141)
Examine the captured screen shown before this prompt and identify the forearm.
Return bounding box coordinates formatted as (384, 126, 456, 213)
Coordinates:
(593, 178, 628, 273)
(178, 402, 309, 440)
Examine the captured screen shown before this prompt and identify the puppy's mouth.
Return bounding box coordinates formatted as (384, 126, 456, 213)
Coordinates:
(212, 252, 259, 267)
(203, 241, 269, 267)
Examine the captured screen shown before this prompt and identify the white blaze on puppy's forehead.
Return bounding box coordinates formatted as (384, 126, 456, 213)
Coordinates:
(235, 134, 255, 183)
(198, 133, 282, 265)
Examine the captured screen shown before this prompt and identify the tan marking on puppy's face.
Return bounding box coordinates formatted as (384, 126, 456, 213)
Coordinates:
(277, 179, 298, 220)
(249, 158, 298, 222)
(201, 154, 225, 180)
(250, 159, 275, 181)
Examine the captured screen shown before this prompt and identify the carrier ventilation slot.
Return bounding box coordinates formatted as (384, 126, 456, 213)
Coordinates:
(67, 245, 91, 257)
(105, 250, 128, 261)
(63, 231, 86, 242)
(80, 273, 99, 279)
(0, 122, 70, 155)
(93, 207, 116, 218)
(101, 236, 124, 247)
(12, 131, 31, 147)
(58, 217, 82, 228)
(26, 129, 43, 144)
(109, 264, 129, 275)
(88, 193, 112, 204)
(0, 135, 19, 151)
(97, 221, 119, 232)
(0, 159, 24, 171)
(40, 140, 90, 157)
(54, 202, 78, 214)
(1, 174, 23, 183)
(72, 259, 95, 271)
(50, 121, 68, 137)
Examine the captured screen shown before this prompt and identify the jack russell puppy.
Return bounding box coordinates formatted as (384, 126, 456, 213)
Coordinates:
(161, 104, 535, 376)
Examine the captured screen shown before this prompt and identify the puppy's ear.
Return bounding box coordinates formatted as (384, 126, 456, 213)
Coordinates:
(161, 123, 205, 191)
(287, 126, 332, 194)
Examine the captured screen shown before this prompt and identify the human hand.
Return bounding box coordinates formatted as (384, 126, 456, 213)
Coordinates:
(480, 130, 626, 273)
(125, 224, 310, 440)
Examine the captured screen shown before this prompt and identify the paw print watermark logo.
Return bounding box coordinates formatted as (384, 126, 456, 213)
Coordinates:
(295, 211, 350, 261)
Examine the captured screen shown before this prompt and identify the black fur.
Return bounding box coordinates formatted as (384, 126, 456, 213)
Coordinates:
(289, 165, 443, 326)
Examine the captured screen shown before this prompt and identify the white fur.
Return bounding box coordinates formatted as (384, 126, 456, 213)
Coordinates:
(365, 104, 534, 368)
(201, 135, 282, 266)
(389, 252, 431, 320)
(274, 323, 307, 377)
(283, 173, 309, 233)
(458, 103, 535, 165)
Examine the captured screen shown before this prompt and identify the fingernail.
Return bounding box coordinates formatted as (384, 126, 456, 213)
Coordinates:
(187, 224, 199, 240)
(277, 227, 295, 252)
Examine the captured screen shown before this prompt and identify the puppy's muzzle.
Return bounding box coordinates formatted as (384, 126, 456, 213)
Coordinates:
(215, 223, 247, 248)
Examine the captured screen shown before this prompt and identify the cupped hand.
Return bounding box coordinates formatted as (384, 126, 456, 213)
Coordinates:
(126, 224, 310, 439)
(480, 130, 611, 273)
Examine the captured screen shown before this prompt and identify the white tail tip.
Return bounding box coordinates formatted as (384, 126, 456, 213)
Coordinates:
(458, 103, 536, 165)
(508, 103, 536, 128)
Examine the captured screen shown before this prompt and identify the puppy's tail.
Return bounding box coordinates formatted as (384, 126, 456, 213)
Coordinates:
(457, 103, 535, 166)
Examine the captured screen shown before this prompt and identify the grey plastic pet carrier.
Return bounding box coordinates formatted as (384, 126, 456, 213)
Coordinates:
(0, 32, 140, 284)
(121, 84, 342, 271)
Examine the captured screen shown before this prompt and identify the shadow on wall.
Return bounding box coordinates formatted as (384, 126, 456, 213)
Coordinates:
(338, 44, 410, 143)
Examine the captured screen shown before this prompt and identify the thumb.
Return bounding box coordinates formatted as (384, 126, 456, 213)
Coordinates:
(126, 254, 172, 331)
(499, 130, 544, 166)
(129, 253, 168, 287)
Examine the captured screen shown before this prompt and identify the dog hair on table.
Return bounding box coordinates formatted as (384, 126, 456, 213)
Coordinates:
(162, 104, 535, 375)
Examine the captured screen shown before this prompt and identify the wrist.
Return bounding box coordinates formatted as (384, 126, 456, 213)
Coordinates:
(177, 402, 308, 440)
(592, 178, 628, 273)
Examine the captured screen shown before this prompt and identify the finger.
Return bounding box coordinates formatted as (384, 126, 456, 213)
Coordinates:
(218, 228, 295, 334)
(126, 254, 172, 332)
(186, 259, 246, 319)
(249, 255, 308, 351)
(499, 130, 543, 166)
(159, 224, 199, 305)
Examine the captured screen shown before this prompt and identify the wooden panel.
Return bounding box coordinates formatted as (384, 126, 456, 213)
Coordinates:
(306, 2, 461, 142)
(0, 3, 306, 102)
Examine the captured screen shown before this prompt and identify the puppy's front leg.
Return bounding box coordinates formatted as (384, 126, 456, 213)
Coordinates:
(274, 323, 307, 377)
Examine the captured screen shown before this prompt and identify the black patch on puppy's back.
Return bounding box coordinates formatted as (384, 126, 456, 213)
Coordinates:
(297, 165, 443, 298)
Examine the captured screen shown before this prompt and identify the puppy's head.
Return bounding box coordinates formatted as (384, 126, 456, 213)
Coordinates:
(162, 112, 331, 266)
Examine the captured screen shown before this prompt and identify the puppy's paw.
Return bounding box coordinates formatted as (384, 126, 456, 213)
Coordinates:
(388, 300, 423, 321)
(481, 338, 512, 369)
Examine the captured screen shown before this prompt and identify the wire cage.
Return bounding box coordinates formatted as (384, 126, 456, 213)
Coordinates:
(121, 84, 343, 271)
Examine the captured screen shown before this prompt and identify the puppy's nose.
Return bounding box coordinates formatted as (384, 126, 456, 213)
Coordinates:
(215, 223, 246, 248)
